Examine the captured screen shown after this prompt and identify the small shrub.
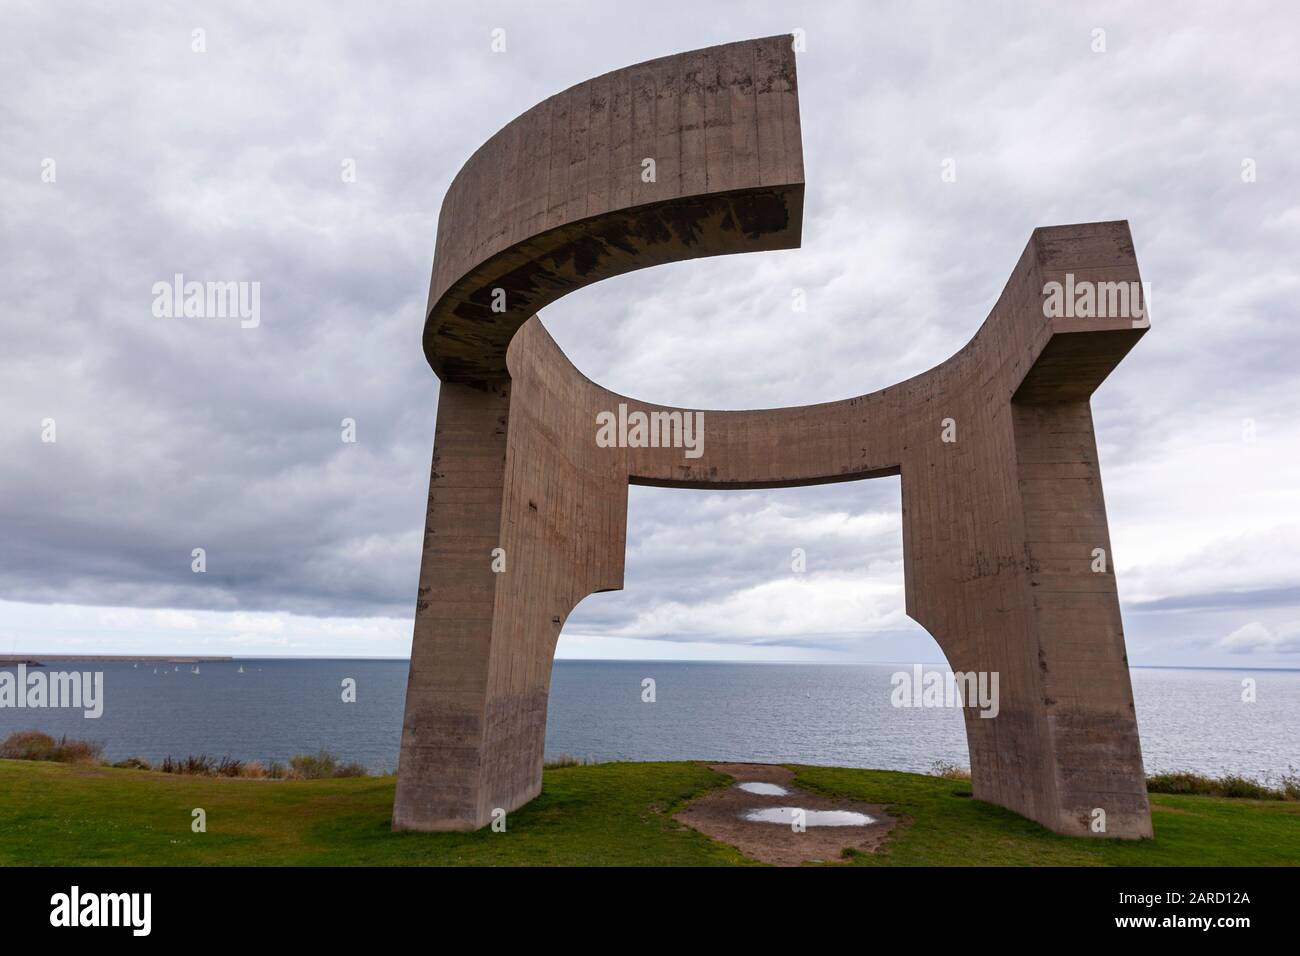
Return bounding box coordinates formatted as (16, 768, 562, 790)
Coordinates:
(544, 753, 584, 768)
(1, 730, 57, 761)
(214, 756, 245, 777)
(158, 754, 261, 777)
(1146, 771, 1205, 795)
(1220, 775, 1274, 799)
(1146, 770, 1295, 801)
(1281, 768, 1300, 801)
(2, 734, 368, 780)
(286, 750, 368, 779)
(162, 754, 218, 780)
(160, 754, 218, 775)
(55, 737, 104, 764)
(0, 731, 102, 764)
(289, 750, 338, 779)
(929, 759, 971, 780)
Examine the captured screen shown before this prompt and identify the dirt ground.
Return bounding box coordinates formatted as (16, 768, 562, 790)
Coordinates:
(674, 763, 896, 866)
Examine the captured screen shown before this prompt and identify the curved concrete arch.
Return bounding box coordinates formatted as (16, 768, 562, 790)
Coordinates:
(395, 36, 1153, 839)
(424, 34, 803, 383)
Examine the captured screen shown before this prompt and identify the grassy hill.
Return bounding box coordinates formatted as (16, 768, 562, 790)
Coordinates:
(1, 758, 1297, 866)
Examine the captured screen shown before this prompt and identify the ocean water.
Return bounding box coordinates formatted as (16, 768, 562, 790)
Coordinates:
(0, 660, 1296, 782)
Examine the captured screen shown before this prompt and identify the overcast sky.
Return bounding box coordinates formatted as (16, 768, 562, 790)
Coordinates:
(2, 1, 1297, 665)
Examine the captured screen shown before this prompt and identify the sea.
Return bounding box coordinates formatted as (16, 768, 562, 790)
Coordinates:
(1, 660, 1296, 782)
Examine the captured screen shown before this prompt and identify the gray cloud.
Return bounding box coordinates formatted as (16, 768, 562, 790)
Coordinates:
(2, 1, 1299, 664)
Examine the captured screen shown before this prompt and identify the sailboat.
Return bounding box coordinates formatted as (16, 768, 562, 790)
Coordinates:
(237, 665, 245, 674)
(192, 665, 200, 675)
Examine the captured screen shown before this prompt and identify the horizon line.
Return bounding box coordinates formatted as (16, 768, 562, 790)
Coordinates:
(2, 654, 1296, 672)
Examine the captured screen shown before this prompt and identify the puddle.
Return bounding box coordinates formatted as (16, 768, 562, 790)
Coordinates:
(742, 807, 875, 827)
(736, 782, 789, 796)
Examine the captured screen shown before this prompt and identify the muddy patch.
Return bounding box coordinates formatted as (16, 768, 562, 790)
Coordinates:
(675, 763, 895, 866)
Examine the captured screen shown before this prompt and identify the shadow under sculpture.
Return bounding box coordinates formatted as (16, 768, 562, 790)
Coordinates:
(393, 35, 1154, 839)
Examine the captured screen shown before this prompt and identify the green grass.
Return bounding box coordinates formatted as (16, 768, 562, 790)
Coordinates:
(1, 758, 1296, 866)
(792, 765, 1300, 866)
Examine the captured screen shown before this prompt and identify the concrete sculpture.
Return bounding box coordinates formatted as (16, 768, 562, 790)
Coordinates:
(394, 35, 1153, 839)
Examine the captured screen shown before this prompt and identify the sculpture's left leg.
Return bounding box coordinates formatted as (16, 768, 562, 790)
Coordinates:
(393, 320, 628, 831)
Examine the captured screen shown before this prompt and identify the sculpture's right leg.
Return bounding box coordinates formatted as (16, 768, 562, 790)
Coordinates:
(393, 381, 510, 831)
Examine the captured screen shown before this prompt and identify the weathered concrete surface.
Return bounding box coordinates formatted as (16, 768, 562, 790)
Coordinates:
(423, 34, 803, 383)
(394, 35, 1153, 839)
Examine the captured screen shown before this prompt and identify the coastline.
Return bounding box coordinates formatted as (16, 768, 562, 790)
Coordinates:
(0, 655, 234, 666)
